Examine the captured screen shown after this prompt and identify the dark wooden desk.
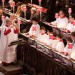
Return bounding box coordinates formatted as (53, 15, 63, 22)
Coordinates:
(16, 33, 75, 75)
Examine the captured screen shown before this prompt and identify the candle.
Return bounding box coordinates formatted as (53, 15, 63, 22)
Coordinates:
(38, 0, 42, 2)
(39, 7, 42, 21)
(18, 18, 21, 32)
(2, 0, 5, 2)
(38, 0, 42, 6)
(31, 0, 32, 4)
(2, 0, 5, 10)
(38, 0, 42, 21)
(68, 8, 72, 16)
(12, 2, 15, 13)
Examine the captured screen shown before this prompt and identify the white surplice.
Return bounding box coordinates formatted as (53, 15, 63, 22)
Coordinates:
(1, 25, 18, 63)
(36, 33, 48, 44)
(51, 17, 68, 29)
(0, 20, 6, 62)
(46, 35, 53, 46)
(70, 43, 75, 59)
(52, 39, 59, 49)
(66, 23, 75, 32)
(29, 23, 40, 37)
(56, 40, 65, 52)
(64, 44, 72, 55)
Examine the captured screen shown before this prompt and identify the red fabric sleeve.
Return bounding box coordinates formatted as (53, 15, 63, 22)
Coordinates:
(14, 28, 19, 34)
(4, 29, 11, 35)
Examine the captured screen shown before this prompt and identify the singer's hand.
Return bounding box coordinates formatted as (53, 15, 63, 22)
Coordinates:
(10, 25, 13, 29)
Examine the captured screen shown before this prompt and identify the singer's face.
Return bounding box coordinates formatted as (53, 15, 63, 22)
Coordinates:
(69, 17, 74, 22)
(40, 29, 45, 34)
(6, 21, 12, 27)
(59, 11, 65, 18)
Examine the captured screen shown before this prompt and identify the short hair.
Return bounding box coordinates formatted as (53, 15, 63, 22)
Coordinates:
(71, 31, 75, 37)
(40, 26, 46, 31)
(59, 9, 66, 16)
(31, 17, 38, 22)
(53, 32, 57, 37)
(57, 34, 62, 38)
(16, 2, 23, 7)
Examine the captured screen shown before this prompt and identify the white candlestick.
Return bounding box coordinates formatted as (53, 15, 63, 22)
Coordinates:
(31, 0, 32, 4)
(24, 11, 26, 19)
(39, 1, 42, 21)
(13, 6, 14, 13)
(40, 7, 42, 21)
(39, 1, 41, 6)
(3, 2, 4, 10)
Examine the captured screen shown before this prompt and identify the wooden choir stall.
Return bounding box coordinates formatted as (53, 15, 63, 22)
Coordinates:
(15, 22, 75, 75)
(1, 1, 75, 75)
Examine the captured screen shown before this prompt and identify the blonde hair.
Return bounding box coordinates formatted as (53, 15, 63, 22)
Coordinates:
(15, 6, 22, 16)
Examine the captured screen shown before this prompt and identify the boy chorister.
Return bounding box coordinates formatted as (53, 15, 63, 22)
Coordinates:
(51, 10, 68, 29)
(46, 30, 53, 46)
(64, 38, 73, 56)
(1, 18, 19, 66)
(55, 35, 65, 53)
(70, 32, 75, 59)
(65, 15, 75, 33)
(36, 26, 48, 44)
(51, 33, 59, 49)
(28, 18, 40, 38)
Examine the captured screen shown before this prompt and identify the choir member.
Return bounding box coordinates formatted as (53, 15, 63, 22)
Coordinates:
(64, 38, 72, 56)
(65, 15, 75, 33)
(55, 12, 59, 19)
(51, 10, 68, 29)
(20, 4, 30, 19)
(28, 18, 40, 38)
(46, 30, 53, 46)
(10, 14, 19, 41)
(0, 14, 7, 63)
(15, 2, 23, 17)
(1, 18, 18, 66)
(30, 7, 37, 20)
(36, 26, 48, 44)
(70, 32, 75, 59)
(55, 35, 65, 53)
(51, 33, 59, 49)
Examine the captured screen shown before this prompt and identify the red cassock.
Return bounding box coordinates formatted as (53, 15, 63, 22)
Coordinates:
(14, 28, 19, 34)
(4, 29, 11, 35)
(1, 26, 19, 64)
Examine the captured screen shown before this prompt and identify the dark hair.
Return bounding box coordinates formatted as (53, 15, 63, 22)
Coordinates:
(31, 17, 38, 22)
(53, 32, 57, 37)
(40, 26, 46, 31)
(71, 31, 75, 37)
(16, 2, 23, 7)
(66, 37, 72, 42)
(70, 14, 75, 19)
(57, 34, 62, 38)
(59, 9, 66, 16)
